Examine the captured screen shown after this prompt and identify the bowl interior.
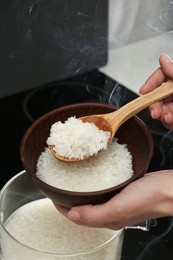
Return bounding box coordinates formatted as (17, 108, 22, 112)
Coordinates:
(20, 103, 153, 207)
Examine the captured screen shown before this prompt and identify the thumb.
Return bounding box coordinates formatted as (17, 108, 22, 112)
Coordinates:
(67, 202, 115, 228)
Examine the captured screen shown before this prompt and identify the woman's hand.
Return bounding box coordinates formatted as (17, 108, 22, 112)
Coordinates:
(55, 170, 173, 230)
(54, 53, 173, 230)
(139, 53, 173, 130)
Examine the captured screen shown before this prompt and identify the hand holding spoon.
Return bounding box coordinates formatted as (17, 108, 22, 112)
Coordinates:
(50, 80, 173, 162)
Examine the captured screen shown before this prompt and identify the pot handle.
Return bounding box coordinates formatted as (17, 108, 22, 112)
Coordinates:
(125, 219, 157, 232)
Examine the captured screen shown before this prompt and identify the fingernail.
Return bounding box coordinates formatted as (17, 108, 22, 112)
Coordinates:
(162, 53, 172, 62)
(68, 210, 80, 220)
(150, 108, 155, 118)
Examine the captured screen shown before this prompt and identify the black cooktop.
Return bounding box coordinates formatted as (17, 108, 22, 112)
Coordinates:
(0, 70, 172, 259)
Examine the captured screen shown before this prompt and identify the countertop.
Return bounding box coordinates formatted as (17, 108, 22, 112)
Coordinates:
(100, 32, 173, 94)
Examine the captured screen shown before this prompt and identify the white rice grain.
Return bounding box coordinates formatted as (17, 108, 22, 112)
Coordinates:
(36, 139, 133, 192)
(4, 198, 124, 259)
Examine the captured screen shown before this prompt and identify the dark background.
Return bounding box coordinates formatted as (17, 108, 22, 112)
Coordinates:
(0, 0, 108, 98)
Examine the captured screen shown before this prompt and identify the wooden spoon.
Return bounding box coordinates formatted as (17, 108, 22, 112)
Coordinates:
(50, 80, 173, 162)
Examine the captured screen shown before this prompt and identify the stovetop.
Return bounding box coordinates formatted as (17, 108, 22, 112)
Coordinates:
(0, 70, 173, 259)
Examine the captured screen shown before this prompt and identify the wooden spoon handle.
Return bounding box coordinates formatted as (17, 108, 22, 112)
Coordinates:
(108, 80, 173, 133)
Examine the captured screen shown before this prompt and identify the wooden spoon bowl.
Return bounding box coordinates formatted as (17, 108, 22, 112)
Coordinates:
(20, 102, 154, 208)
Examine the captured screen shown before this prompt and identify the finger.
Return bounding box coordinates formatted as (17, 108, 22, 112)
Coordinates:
(159, 53, 173, 78)
(67, 202, 117, 229)
(67, 204, 105, 227)
(160, 103, 173, 128)
(139, 53, 173, 94)
(139, 67, 166, 94)
(53, 203, 70, 217)
(150, 100, 173, 128)
(149, 102, 162, 119)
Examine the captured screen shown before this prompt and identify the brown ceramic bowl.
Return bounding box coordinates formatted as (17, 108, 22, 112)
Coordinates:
(20, 103, 153, 208)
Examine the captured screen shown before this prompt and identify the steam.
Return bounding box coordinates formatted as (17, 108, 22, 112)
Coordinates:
(109, 0, 173, 49)
(146, 1, 173, 34)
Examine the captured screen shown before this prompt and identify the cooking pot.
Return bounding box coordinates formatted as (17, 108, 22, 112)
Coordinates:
(0, 171, 150, 260)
